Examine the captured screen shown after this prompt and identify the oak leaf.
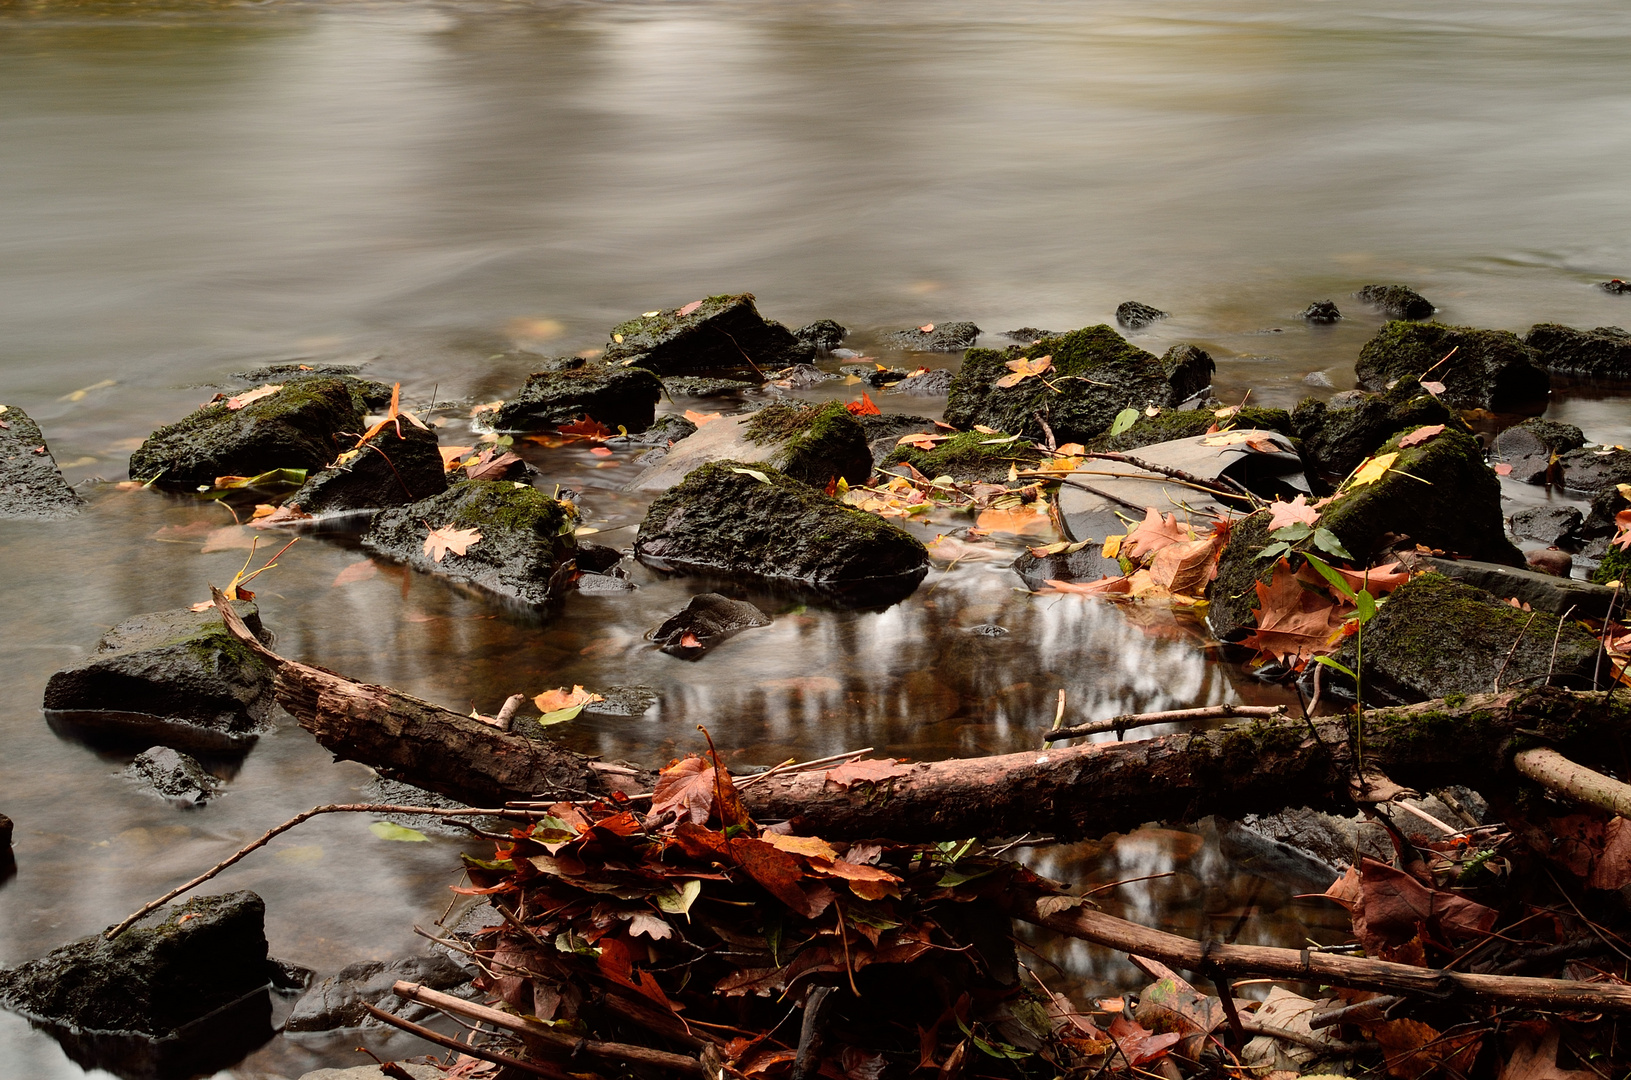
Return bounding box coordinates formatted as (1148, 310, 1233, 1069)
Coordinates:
(558, 416, 612, 439)
(994, 354, 1052, 389)
(423, 524, 482, 562)
(824, 758, 912, 788)
(1239, 559, 1348, 661)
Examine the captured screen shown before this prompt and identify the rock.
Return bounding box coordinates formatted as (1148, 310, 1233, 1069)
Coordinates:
(1003, 328, 1059, 342)
(0, 813, 11, 849)
(125, 747, 221, 806)
(1510, 506, 1584, 547)
(626, 401, 872, 494)
(663, 376, 759, 397)
(767, 364, 840, 389)
(284, 421, 447, 516)
(1490, 418, 1587, 484)
(0, 892, 272, 1038)
(1300, 300, 1342, 323)
(1290, 379, 1458, 486)
(230, 365, 395, 412)
(1354, 321, 1549, 412)
(1593, 535, 1631, 585)
(0, 403, 84, 519)
(1115, 302, 1168, 330)
(634, 461, 929, 593)
(285, 954, 470, 1032)
(1557, 445, 1631, 494)
(857, 413, 938, 467)
(43, 603, 276, 752)
(1087, 405, 1294, 454)
(944, 326, 1213, 446)
(881, 430, 1042, 483)
(603, 294, 812, 378)
(648, 593, 772, 658)
(361, 481, 579, 606)
(1010, 544, 1123, 591)
(1602, 279, 1631, 295)
(1525, 323, 1631, 380)
(578, 685, 659, 718)
(794, 319, 847, 352)
(492, 361, 661, 433)
(1525, 548, 1574, 577)
(886, 322, 980, 352)
(1355, 284, 1434, 320)
(840, 363, 911, 386)
(1327, 572, 1602, 704)
(129, 377, 364, 491)
(606, 412, 699, 449)
(1413, 555, 1618, 619)
(1219, 819, 1350, 891)
(887, 368, 954, 396)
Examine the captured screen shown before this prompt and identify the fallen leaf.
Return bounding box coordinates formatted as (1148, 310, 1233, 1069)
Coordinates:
(1351, 451, 1399, 488)
(1240, 559, 1350, 661)
(590, 446, 614, 457)
(369, 821, 429, 842)
(1267, 494, 1320, 530)
(332, 559, 378, 587)
(677, 299, 704, 317)
(651, 757, 718, 826)
(200, 526, 255, 552)
(683, 409, 722, 426)
(918, 323, 935, 333)
(1397, 424, 1445, 448)
(423, 524, 482, 562)
(464, 449, 522, 480)
(1147, 536, 1221, 598)
(1420, 380, 1446, 394)
(846, 392, 881, 417)
(1043, 576, 1132, 595)
(897, 432, 952, 450)
(533, 685, 604, 712)
(626, 911, 673, 940)
(559, 416, 612, 439)
(824, 758, 912, 788)
(926, 535, 1004, 562)
(1500, 1027, 1598, 1080)
(1200, 430, 1262, 446)
(1494, 463, 1514, 476)
(679, 631, 702, 648)
(439, 445, 475, 468)
(1124, 507, 1195, 560)
(1372, 1017, 1481, 1080)
(763, 833, 841, 861)
(1108, 1016, 1181, 1067)
(226, 383, 282, 410)
(994, 354, 1052, 389)
(974, 506, 1051, 535)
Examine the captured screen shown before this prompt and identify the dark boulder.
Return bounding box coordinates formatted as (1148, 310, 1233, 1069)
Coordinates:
(840, 362, 911, 386)
(606, 412, 698, 448)
(794, 319, 847, 352)
(1354, 321, 1549, 412)
(1, 813, 12, 849)
(767, 364, 840, 389)
(887, 368, 954, 396)
(1325, 573, 1601, 705)
(857, 413, 938, 467)
(1582, 483, 1631, 543)
(230, 365, 394, 412)
(663, 376, 758, 397)
(1602, 279, 1631, 295)
(128, 377, 363, 491)
(0, 404, 83, 519)
(44, 602, 276, 752)
(1408, 555, 1619, 619)
(648, 593, 772, 658)
(1301, 301, 1342, 324)
(1490, 418, 1586, 484)
(1355, 284, 1434, 320)
(285, 954, 471, 1032)
(627, 401, 872, 493)
(1290, 379, 1457, 486)
(944, 326, 1213, 446)
(1003, 328, 1059, 343)
(1509, 505, 1584, 547)
(886, 322, 980, 352)
(603, 294, 812, 378)
(634, 461, 928, 593)
(1525, 323, 1631, 380)
(1557, 445, 1631, 494)
(1010, 543, 1123, 591)
(881, 430, 1043, 483)
(361, 480, 578, 606)
(285, 421, 446, 515)
(1115, 302, 1168, 330)
(1087, 405, 1294, 454)
(493, 361, 661, 433)
(124, 747, 221, 806)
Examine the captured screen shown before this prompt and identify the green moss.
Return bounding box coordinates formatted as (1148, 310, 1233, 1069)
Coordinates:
(733, 401, 872, 488)
(744, 401, 820, 444)
(1204, 513, 1277, 640)
(1592, 540, 1631, 586)
(880, 430, 1044, 483)
(1443, 691, 1467, 707)
(1086, 406, 1294, 453)
(445, 480, 576, 537)
(1290, 379, 1458, 487)
(609, 293, 737, 343)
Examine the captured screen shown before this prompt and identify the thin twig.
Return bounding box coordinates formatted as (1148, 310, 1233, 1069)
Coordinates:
(735, 748, 875, 790)
(1494, 611, 1540, 691)
(1546, 605, 1578, 688)
(1045, 703, 1285, 742)
(361, 1003, 576, 1080)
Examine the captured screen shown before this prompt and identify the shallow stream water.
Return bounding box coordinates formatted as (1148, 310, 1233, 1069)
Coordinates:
(4, 1, 1631, 1076)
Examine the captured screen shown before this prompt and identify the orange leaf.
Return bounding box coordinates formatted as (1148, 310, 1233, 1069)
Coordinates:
(683, 409, 722, 426)
(1494, 463, 1513, 475)
(896, 432, 951, 451)
(590, 446, 614, 457)
(1124, 507, 1195, 560)
(651, 756, 717, 826)
(823, 758, 912, 788)
(762, 833, 841, 861)
(532, 685, 604, 712)
(332, 559, 377, 587)
(1239, 559, 1349, 662)
(1397, 423, 1445, 448)
(993, 354, 1052, 389)
(1266, 494, 1320, 530)
(677, 299, 703, 317)
(438, 445, 476, 467)
(974, 506, 1051, 535)
(1043, 576, 1132, 595)
(918, 323, 935, 333)
(423, 524, 482, 562)
(680, 631, 702, 648)
(558, 416, 612, 439)
(225, 383, 282, 410)
(846, 392, 880, 417)
(1147, 536, 1221, 598)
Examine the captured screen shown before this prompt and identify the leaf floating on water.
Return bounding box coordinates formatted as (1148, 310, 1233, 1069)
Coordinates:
(332, 559, 378, 587)
(1397, 423, 1445, 448)
(369, 822, 429, 842)
(423, 524, 482, 562)
(1043, 576, 1133, 596)
(846, 392, 881, 416)
(533, 685, 604, 712)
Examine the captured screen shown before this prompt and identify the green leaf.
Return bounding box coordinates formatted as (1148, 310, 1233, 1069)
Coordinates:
(655, 879, 702, 917)
(730, 467, 772, 484)
(1257, 541, 1292, 561)
(1108, 407, 1139, 437)
(536, 704, 584, 727)
(1313, 655, 1357, 679)
(461, 853, 514, 870)
(1355, 590, 1378, 625)
(1270, 522, 1313, 543)
(1312, 527, 1354, 560)
(764, 908, 783, 966)
(1302, 552, 1356, 600)
(369, 821, 429, 842)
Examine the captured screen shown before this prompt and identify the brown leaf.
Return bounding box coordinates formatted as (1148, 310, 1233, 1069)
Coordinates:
(762, 833, 841, 861)
(1354, 857, 1498, 952)
(824, 758, 913, 789)
(728, 837, 833, 918)
(650, 756, 716, 826)
(1124, 507, 1195, 560)
(1500, 1028, 1596, 1080)
(1108, 1016, 1180, 1067)
(464, 450, 522, 481)
(225, 383, 282, 410)
(1240, 559, 1349, 662)
(533, 685, 604, 712)
(1147, 536, 1221, 598)
(1043, 576, 1132, 596)
(558, 416, 612, 439)
(1266, 494, 1320, 530)
(423, 524, 482, 562)
(332, 559, 378, 587)
(1398, 424, 1446, 448)
(1371, 1018, 1481, 1080)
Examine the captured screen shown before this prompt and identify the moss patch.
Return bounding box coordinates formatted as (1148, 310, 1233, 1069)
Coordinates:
(1290, 379, 1458, 488)
(1354, 321, 1548, 411)
(1593, 540, 1631, 585)
(741, 401, 872, 488)
(1086, 406, 1293, 454)
(881, 430, 1044, 483)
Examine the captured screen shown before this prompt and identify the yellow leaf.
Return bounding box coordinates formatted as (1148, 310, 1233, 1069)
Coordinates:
(1351, 451, 1399, 488)
(1102, 534, 1123, 559)
(423, 524, 482, 562)
(763, 833, 842, 861)
(993, 354, 1052, 389)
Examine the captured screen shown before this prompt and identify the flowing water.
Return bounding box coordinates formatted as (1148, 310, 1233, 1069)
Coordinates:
(3, 0, 1631, 1075)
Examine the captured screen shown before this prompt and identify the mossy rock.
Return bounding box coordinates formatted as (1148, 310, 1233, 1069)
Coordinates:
(1593, 538, 1631, 585)
(1354, 321, 1549, 412)
(1290, 380, 1458, 487)
(1355, 284, 1434, 320)
(1525, 323, 1631, 380)
(881, 430, 1043, 483)
(492, 362, 662, 433)
(1086, 406, 1294, 454)
(741, 401, 874, 488)
(43, 602, 275, 751)
(288, 421, 447, 515)
(129, 377, 363, 490)
(886, 322, 980, 352)
(944, 326, 1213, 445)
(1206, 513, 1278, 642)
(1328, 573, 1601, 704)
(0, 403, 83, 519)
(0, 891, 270, 1038)
(232, 365, 395, 412)
(603, 294, 814, 377)
(634, 460, 928, 592)
(362, 480, 578, 606)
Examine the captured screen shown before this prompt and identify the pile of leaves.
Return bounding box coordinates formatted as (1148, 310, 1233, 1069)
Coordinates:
(1037, 506, 1232, 606)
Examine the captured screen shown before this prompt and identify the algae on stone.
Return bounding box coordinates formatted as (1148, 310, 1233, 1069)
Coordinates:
(493, 362, 662, 433)
(1354, 321, 1548, 412)
(881, 429, 1044, 483)
(603, 294, 813, 377)
(741, 401, 873, 487)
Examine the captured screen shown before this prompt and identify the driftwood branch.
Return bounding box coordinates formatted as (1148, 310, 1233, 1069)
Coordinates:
(1044, 703, 1287, 742)
(1514, 746, 1631, 816)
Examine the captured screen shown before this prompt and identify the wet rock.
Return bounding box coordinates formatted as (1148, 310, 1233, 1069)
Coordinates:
(1087, 405, 1294, 454)
(0, 813, 11, 849)
(1491, 418, 1586, 484)
(881, 430, 1043, 483)
(285, 421, 447, 515)
(1218, 821, 1346, 892)
(857, 413, 938, 467)
(44, 603, 276, 752)
(573, 542, 633, 595)
(626, 401, 872, 493)
(1115, 301, 1168, 330)
(944, 326, 1213, 446)
(648, 593, 772, 658)
(1602, 279, 1631, 295)
(603, 294, 812, 378)
(840, 362, 911, 386)
(1326, 572, 1601, 704)
(635, 461, 929, 593)
(1355, 284, 1434, 320)
(361, 480, 578, 606)
(1355, 321, 1549, 412)
(767, 364, 839, 389)
(886, 321, 980, 352)
(1290, 379, 1458, 486)
(1004, 328, 1059, 343)
(0, 892, 272, 1038)
(124, 747, 221, 806)
(887, 368, 954, 396)
(579, 685, 659, 718)
(1010, 544, 1123, 591)
(1525, 323, 1631, 380)
(129, 377, 363, 491)
(794, 319, 847, 352)
(1234, 810, 1394, 877)
(1556, 445, 1631, 494)
(1509, 506, 1584, 547)
(492, 361, 661, 433)
(1413, 555, 1618, 619)
(663, 376, 759, 397)
(285, 954, 471, 1032)
(1525, 548, 1573, 577)
(1300, 300, 1342, 324)
(605, 412, 699, 449)
(0, 403, 84, 519)
(230, 365, 395, 412)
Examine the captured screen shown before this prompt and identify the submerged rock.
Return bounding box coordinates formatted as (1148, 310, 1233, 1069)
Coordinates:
(285, 421, 447, 515)
(794, 319, 847, 352)
(944, 326, 1213, 446)
(881, 430, 1043, 483)
(361, 480, 579, 606)
(605, 412, 698, 448)
(626, 401, 872, 493)
(285, 954, 471, 1032)
(1115, 302, 1168, 330)
(1086, 405, 1294, 454)
(634, 461, 928, 592)
(128, 377, 363, 491)
(1490, 417, 1586, 484)
(493, 361, 662, 432)
(1355, 284, 1434, 320)
(124, 747, 221, 806)
(1602, 279, 1631, 295)
(603, 294, 813, 378)
(648, 593, 772, 658)
(887, 368, 954, 396)
(1556, 445, 1631, 494)
(1509, 505, 1584, 547)
(886, 322, 980, 352)
(0, 891, 271, 1038)
(1300, 300, 1342, 324)
(44, 603, 276, 752)
(1354, 321, 1549, 412)
(1526, 323, 1631, 380)
(1290, 379, 1457, 486)
(0, 403, 84, 519)
(1327, 573, 1601, 704)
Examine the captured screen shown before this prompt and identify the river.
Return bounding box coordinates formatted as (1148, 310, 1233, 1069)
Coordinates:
(2, 1, 1630, 1076)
